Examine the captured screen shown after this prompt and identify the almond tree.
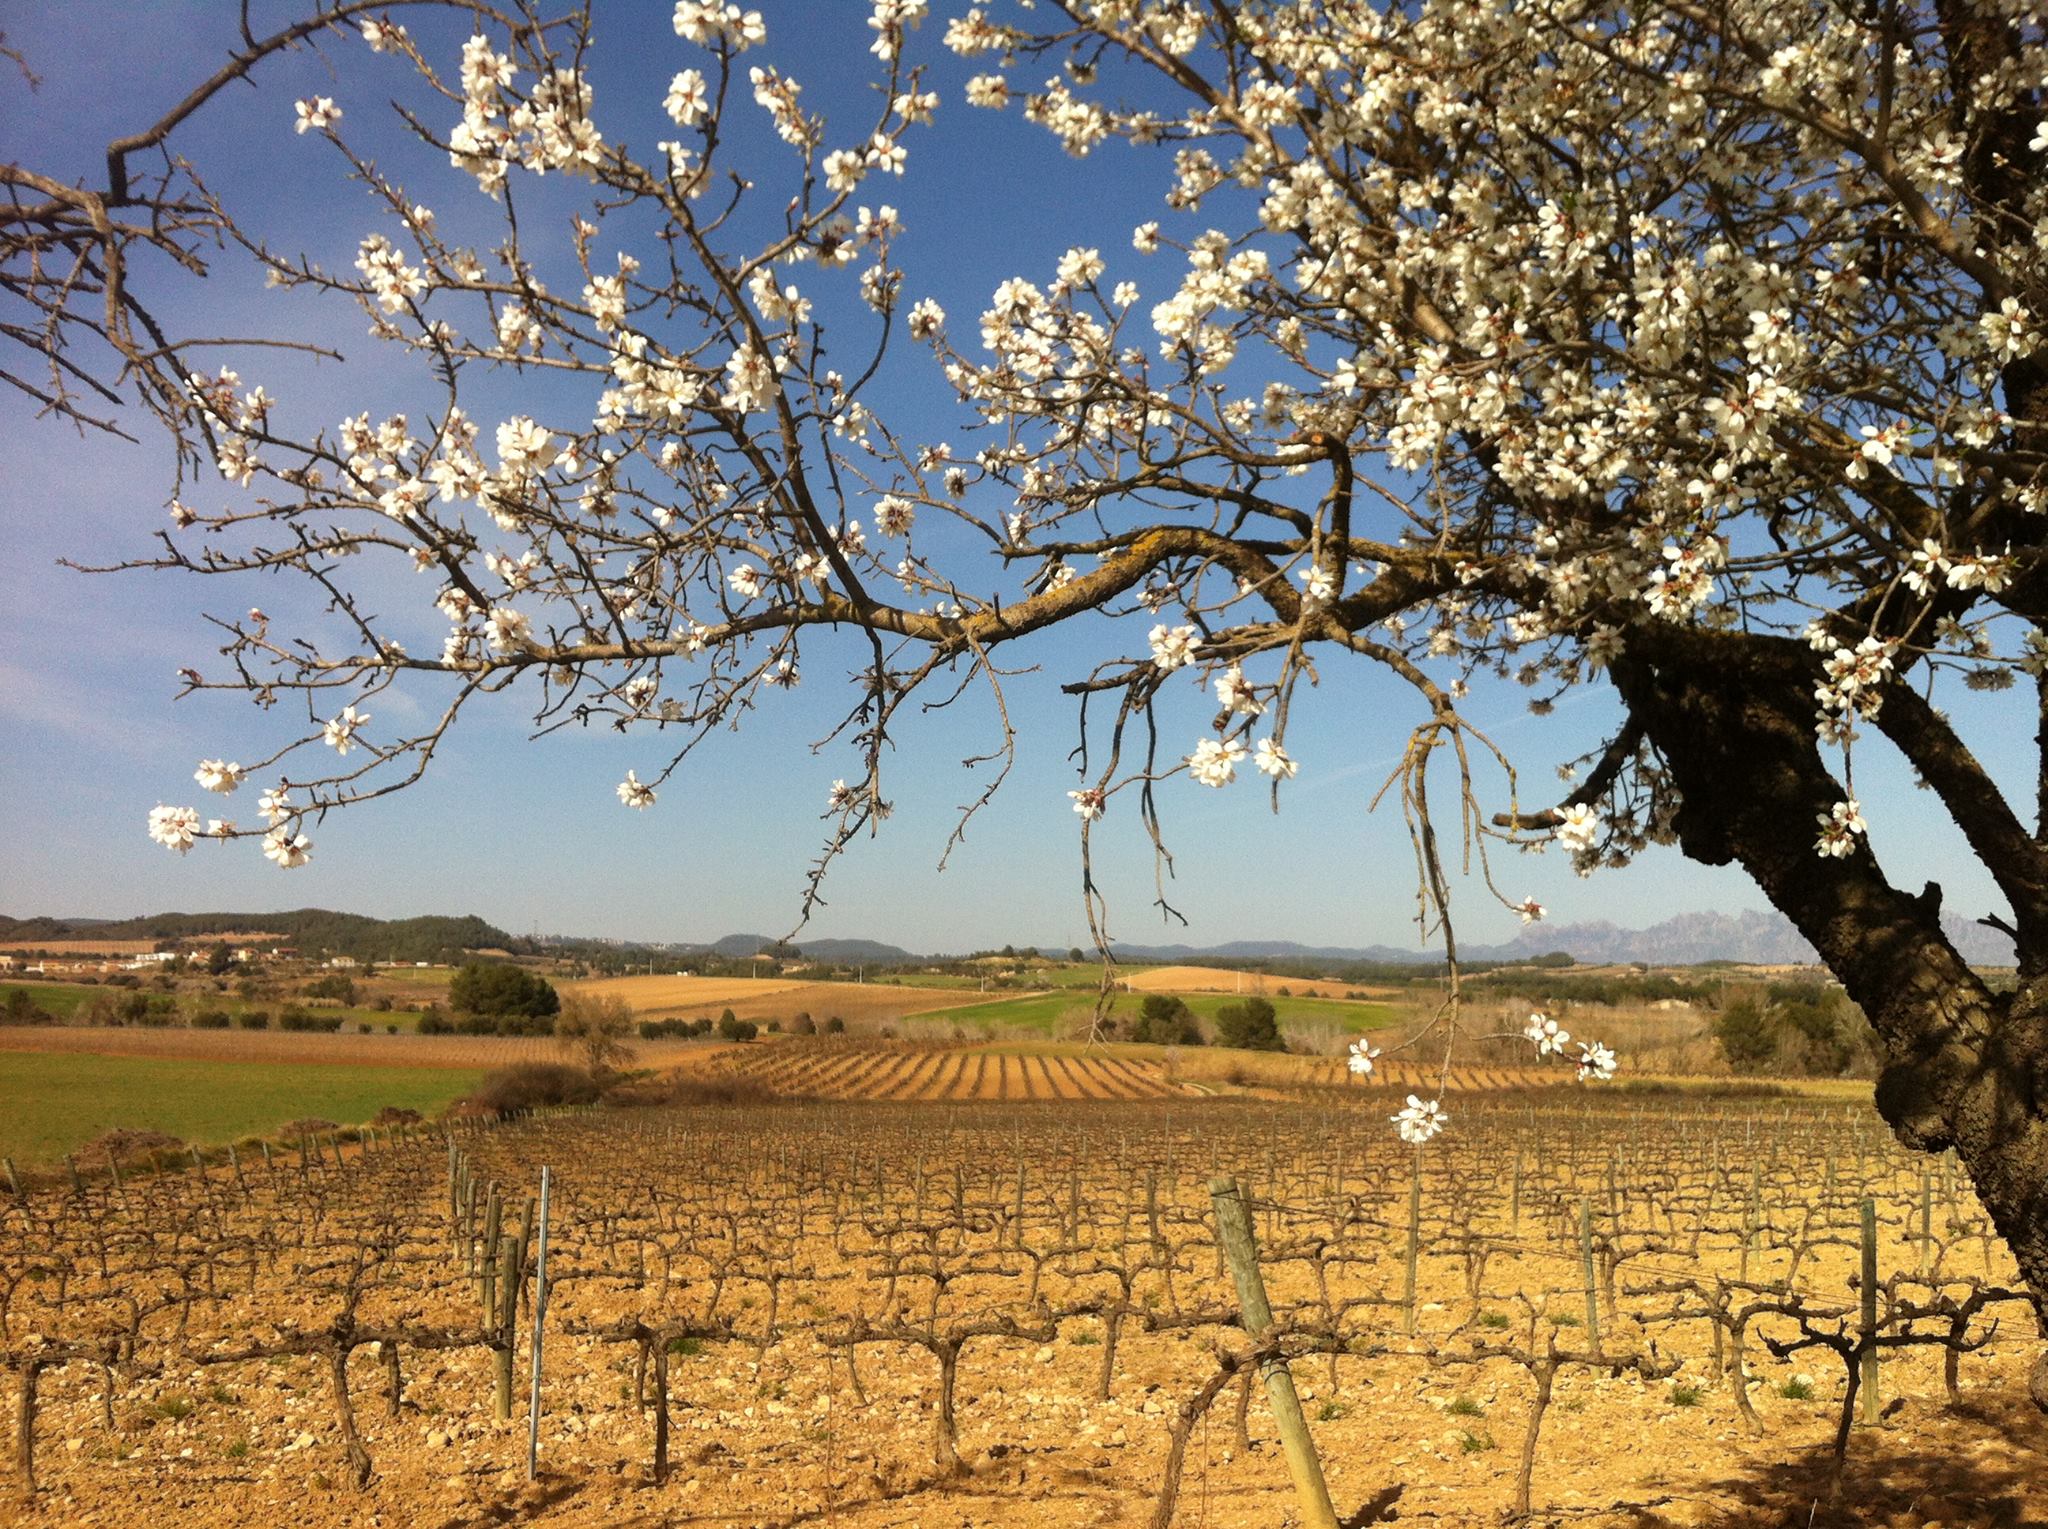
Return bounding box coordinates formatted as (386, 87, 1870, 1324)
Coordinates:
(16, 1, 2048, 1389)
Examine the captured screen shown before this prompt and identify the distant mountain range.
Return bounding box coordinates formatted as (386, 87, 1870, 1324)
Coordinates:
(0, 909, 516, 964)
(2, 904, 2016, 970)
(1086, 907, 2016, 968)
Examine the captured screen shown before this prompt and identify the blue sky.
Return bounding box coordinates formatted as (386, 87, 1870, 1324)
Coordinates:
(0, 2, 2022, 953)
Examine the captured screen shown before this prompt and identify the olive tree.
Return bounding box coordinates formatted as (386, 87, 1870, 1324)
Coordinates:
(13, 1, 2048, 1390)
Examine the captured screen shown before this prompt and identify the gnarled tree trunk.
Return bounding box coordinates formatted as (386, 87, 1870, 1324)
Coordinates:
(1613, 643, 2048, 1408)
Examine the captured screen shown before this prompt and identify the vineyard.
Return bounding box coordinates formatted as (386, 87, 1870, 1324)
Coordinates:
(699, 1041, 1561, 1102)
(3, 1089, 2042, 1526)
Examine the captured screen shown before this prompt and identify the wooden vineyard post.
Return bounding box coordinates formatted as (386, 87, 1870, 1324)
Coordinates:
(1578, 1199, 1602, 1357)
(3, 1158, 19, 1199)
(1403, 1152, 1423, 1337)
(1209, 1176, 1339, 1529)
(526, 1166, 551, 1482)
(480, 1188, 502, 1317)
(1860, 1197, 1880, 1424)
(494, 1234, 519, 1421)
(1917, 1170, 1932, 1274)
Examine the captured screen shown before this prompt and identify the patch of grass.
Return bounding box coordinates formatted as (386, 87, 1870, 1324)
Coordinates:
(149, 1395, 193, 1421)
(1477, 1311, 1512, 1329)
(1550, 1312, 1582, 1327)
(1316, 1400, 1347, 1421)
(1070, 1331, 1100, 1346)
(912, 992, 1094, 1034)
(1779, 1376, 1814, 1400)
(208, 1385, 239, 1406)
(1671, 1383, 1706, 1407)
(225, 1439, 250, 1460)
(2, 982, 94, 1018)
(1446, 1395, 1484, 1417)
(917, 986, 1401, 1037)
(665, 1336, 703, 1358)
(1457, 1429, 1496, 1453)
(0, 1051, 484, 1162)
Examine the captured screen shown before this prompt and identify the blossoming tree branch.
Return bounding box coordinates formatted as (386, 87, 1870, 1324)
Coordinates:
(10, 0, 2048, 1386)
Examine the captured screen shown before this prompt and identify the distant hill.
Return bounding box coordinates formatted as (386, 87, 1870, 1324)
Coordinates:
(686, 933, 919, 964)
(0, 909, 517, 965)
(1088, 906, 2016, 968)
(4, 902, 2013, 973)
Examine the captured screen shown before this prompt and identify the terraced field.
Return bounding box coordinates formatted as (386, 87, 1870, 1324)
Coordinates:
(713, 1043, 1185, 1100)
(701, 1040, 1563, 1101)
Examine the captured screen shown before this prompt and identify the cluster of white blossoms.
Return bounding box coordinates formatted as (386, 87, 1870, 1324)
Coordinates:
(194, 759, 245, 795)
(1186, 737, 1246, 788)
(1811, 633, 1898, 745)
(1148, 623, 1198, 670)
(1576, 1041, 1618, 1082)
(148, 804, 201, 855)
(445, 31, 604, 197)
(1393, 1095, 1446, 1144)
(1901, 539, 2016, 597)
(151, 792, 312, 868)
(263, 825, 313, 869)
(1214, 666, 1263, 716)
(1525, 1011, 1570, 1056)
(617, 771, 657, 810)
(1555, 803, 1600, 854)
(1068, 787, 1106, 821)
(1814, 798, 1868, 858)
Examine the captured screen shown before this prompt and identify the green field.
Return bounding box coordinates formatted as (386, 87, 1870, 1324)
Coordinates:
(4, 980, 429, 1034)
(0, 1051, 485, 1163)
(915, 988, 1400, 1036)
(3, 982, 94, 1018)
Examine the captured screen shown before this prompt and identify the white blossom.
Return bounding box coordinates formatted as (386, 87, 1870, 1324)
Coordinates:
(1815, 799, 1867, 858)
(1524, 1012, 1570, 1056)
(1576, 1041, 1618, 1082)
(322, 705, 371, 756)
(1556, 803, 1600, 853)
(1186, 737, 1246, 787)
(1393, 1094, 1446, 1144)
(194, 760, 245, 795)
(294, 97, 341, 134)
(262, 825, 312, 868)
(147, 804, 200, 854)
(1253, 738, 1297, 779)
(1148, 623, 1199, 670)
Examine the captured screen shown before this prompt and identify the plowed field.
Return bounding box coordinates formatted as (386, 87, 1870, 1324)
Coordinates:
(698, 1041, 1564, 1102)
(711, 1043, 1186, 1100)
(1120, 964, 1400, 999)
